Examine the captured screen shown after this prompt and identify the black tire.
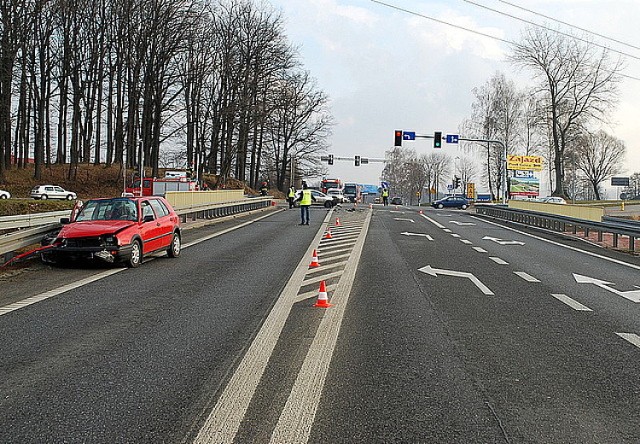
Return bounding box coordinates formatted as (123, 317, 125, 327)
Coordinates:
(126, 240, 142, 268)
(437, 203, 443, 209)
(0, 195, 7, 199)
(324, 201, 332, 208)
(167, 232, 181, 258)
(40, 194, 48, 200)
(66, 194, 74, 200)
(461, 204, 468, 210)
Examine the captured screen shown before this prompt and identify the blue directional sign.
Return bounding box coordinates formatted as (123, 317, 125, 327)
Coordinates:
(446, 134, 459, 144)
(403, 131, 416, 140)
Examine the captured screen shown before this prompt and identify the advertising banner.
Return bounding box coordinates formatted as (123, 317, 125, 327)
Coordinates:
(507, 155, 543, 171)
(509, 176, 540, 197)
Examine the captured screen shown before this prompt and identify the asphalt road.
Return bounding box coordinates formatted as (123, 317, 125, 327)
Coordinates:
(0, 204, 638, 443)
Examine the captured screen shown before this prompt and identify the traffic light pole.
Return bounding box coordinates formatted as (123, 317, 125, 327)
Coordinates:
(410, 134, 508, 204)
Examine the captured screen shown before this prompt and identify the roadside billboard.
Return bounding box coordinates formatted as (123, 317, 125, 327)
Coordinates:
(507, 155, 543, 171)
(509, 176, 540, 197)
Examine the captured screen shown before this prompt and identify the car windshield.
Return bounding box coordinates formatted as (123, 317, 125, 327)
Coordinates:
(75, 198, 138, 222)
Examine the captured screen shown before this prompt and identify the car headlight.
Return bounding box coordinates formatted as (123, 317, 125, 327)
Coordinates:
(103, 235, 119, 246)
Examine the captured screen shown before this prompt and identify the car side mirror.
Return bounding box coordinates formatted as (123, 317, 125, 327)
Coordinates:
(60, 217, 70, 224)
(143, 215, 155, 223)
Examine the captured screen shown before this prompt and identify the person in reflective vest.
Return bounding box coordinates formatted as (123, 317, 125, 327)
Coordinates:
(288, 185, 296, 209)
(296, 182, 316, 225)
(382, 187, 389, 206)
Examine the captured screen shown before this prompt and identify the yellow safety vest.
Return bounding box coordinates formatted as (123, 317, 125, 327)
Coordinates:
(300, 189, 312, 206)
(288, 187, 295, 198)
(382, 189, 389, 197)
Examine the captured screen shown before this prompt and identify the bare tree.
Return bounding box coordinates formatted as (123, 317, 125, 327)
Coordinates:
(572, 130, 625, 200)
(510, 26, 622, 198)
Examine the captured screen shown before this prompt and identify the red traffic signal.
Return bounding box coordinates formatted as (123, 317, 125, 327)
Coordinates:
(394, 130, 403, 147)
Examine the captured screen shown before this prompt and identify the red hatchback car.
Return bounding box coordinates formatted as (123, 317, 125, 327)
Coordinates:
(42, 196, 181, 267)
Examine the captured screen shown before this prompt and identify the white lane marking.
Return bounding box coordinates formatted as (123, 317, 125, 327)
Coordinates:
(483, 236, 525, 246)
(489, 257, 509, 265)
(183, 210, 278, 248)
(514, 271, 540, 282)
(551, 294, 593, 311)
(418, 265, 494, 296)
(193, 210, 335, 443)
(420, 214, 446, 229)
(473, 247, 488, 253)
(460, 239, 473, 245)
(443, 229, 452, 233)
(0, 269, 125, 316)
(401, 232, 434, 240)
(394, 218, 415, 223)
(450, 221, 475, 226)
(616, 333, 640, 349)
(470, 216, 640, 271)
(450, 233, 461, 238)
(270, 213, 372, 443)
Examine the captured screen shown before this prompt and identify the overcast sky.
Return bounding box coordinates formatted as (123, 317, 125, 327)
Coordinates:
(269, 0, 640, 196)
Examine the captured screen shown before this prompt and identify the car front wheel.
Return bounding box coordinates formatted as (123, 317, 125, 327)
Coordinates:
(324, 201, 332, 208)
(167, 232, 181, 258)
(126, 240, 142, 268)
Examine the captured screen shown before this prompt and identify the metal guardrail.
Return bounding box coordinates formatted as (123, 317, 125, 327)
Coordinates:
(1, 196, 274, 264)
(475, 204, 639, 252)
(0, 210, 70, 230)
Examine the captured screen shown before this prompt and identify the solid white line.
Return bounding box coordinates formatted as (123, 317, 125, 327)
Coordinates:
(0, 268, 125, 316)
(470, 216, 640, 271)
(616, 333, 640, 349)
(514, 271, 540, 282)
(489, 257, 509, 265)
(183, 210, 280, 248)
(473, 247, 488, 253)
(270, 211, 372, 443)
(551, 294, 593, 311)
(192, 210, 335, 444)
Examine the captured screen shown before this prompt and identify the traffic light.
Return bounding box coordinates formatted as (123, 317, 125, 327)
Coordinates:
(434, 131, 442, 148)
(355, 155, 361, 166)
(454, 176, 461, 188)
(328, 154, 334, 165)
(394, 130, 403, 147)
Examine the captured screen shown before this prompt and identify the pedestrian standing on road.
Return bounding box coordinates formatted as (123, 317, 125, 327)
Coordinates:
(288, 185, 296, 209)
(296, 182, 315, 225)
(382, 187, 389, 206)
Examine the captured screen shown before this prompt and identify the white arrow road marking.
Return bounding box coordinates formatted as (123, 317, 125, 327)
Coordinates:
(616, 333, 640, 349)
(401, 232, 434, 240)
(394, 218, 415, 223)
(514, 271, 540, 283)
(418, 265, 494, 295)
(489, 257, 509, 265)
(483, 236, 525, 246)
(552, 294, 593, 311)
(450, 221, 475, 226)
(573, 273, 640, 303)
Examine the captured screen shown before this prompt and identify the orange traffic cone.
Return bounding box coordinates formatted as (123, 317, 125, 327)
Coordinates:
(335, 217, 341, 227)
(314, 281, 332, 308)
(323, 228, 333, 239)
(309, 249, 320, 268)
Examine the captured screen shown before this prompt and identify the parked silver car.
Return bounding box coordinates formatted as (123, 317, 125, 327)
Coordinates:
(326, 188, 346, 203)
(30, 185, 77, 200)
(0, 189, 10, 199)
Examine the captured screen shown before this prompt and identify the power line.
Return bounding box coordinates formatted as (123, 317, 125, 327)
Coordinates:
(461, 0, 640, 62)
(495, 0, 640, 52)
(369, 0, 640, 82)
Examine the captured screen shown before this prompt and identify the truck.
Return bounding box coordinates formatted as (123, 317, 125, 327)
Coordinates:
(343, 182, 362, 203)
(125, 177, 197, 196)
(321, 178, 342, 194)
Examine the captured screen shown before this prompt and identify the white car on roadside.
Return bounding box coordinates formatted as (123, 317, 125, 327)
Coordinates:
(30, 185, 77, 200)
(326, 188, 346, 203)
(0, 189, 10, 199)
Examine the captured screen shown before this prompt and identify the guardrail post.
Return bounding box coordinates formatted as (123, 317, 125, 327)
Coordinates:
(630, 236, 635, 252)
